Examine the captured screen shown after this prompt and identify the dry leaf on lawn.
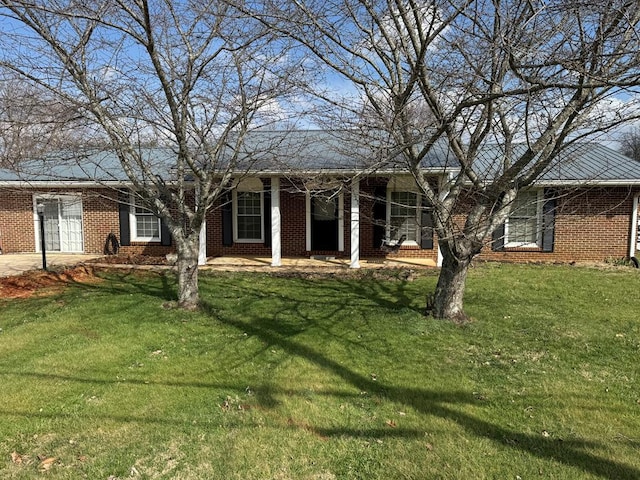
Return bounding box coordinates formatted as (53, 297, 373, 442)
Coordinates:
(39, 457, 57, 470)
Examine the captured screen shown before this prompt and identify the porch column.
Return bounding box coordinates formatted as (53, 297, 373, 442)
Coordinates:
(198, 218, 207, 266)
(196, 185, 207, 266)
(630, 193, 639, 258)
(271, 177, 282, 267)
(350, 179, 360, 269)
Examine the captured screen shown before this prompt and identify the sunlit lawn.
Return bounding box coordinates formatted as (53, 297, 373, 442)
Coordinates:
(1, 264, 639, 479)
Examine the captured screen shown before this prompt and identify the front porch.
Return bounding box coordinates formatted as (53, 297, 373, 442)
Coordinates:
(200, 254, 437, 272)
(204, 176, 442, 269)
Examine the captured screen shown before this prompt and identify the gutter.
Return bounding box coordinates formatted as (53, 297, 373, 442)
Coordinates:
(2, 174, 640, 189)
(0, 180, 129, 188)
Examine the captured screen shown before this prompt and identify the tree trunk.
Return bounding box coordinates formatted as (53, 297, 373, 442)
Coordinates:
(429, 244, 473, 323)
(176, 235, 200, 310)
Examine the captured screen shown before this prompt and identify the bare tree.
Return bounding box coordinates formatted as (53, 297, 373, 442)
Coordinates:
(0, 76, 87, 166)
(0, 0, 304, 308)
(246, 0, 640, 321)
(619, 126, 640, 161)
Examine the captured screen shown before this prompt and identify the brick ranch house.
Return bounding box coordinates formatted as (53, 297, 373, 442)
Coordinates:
(0, 131, 639, 267)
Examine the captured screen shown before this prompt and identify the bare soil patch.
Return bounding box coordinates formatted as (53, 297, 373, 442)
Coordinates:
(0, 265, 100, 299)
(88, 254, 168, 265)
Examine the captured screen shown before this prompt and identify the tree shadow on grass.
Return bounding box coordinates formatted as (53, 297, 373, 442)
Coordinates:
(58, 268, 178, 304)
(200, 296, 640, 480)
(33, 270, 639, 479)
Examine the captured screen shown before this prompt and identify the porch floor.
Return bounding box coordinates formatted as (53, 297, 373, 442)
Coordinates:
(201, 256, 437, 271)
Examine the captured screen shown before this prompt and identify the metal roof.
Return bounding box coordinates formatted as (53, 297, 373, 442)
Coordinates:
(0, 130, 638, 185)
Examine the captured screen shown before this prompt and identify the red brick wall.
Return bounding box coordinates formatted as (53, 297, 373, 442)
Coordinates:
(204, 183, 636, 264)
(0, 187, 174, 256)
(480, 187, 636, 263)
(82, 189, 120, 254)
(1, 184, 637, 264)
(0, 188, 35, 253)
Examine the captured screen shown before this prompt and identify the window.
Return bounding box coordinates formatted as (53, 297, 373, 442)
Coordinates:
(505, 190, 542, 247)
(131, 195, 161, 242)
(388, 191, 420, 243)
(233, 178, 263, 242)
(236, 191, 262, 240)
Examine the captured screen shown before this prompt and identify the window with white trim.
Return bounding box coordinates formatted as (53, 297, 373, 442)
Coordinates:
(505, 190, 543, 247)
(389, 191, 420, 242)
(131, 195, 161, 242)
(233, 178, 264, 242)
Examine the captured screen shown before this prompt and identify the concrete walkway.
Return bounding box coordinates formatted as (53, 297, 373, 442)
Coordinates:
(0, 253, 437, 277)
(0, 253, 101, 277)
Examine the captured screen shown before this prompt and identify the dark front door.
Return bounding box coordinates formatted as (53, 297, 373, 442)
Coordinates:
(311, 194, 338, 251)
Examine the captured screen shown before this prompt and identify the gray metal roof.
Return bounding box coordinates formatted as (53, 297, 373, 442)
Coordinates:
(0, 130, 638, 185)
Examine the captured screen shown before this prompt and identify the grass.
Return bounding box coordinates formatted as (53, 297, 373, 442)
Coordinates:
(0, 264, 639, 479)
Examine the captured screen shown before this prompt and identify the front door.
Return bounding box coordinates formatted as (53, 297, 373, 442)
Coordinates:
(311, 194, 339, 251)
(37, 196, 84, 252)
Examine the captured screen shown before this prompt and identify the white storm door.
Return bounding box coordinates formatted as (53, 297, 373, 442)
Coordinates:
(59, 197, 84, 252)
(42, 199, 61, 251)
(36, 196, 84, 253)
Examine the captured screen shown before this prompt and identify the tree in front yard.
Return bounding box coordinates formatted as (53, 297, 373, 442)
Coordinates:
(619, 127, 640, 162)
(0, 1, 304, 308)
(247, 0, 640, 321)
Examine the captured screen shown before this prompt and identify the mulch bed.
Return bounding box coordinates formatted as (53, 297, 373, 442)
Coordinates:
(87, 254, 168, 265)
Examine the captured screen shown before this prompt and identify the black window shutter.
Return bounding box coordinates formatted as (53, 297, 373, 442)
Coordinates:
(492, 223, 505, 251)
(160, 219, 172, 246)
(542, 190, 556, 252)
(420, 209, 434, 249)
(118, 191, 131, 246)
(263, 189, 272, 247)
(158, 190, 172, 246)
(373, 185, 386, 249)
(222, 192, 233, 246)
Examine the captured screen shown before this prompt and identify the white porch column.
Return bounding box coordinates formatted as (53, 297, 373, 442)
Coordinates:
(271, 177, 282, 267)
(196, 185, 207, 266)
(198, 218, 207, 266)
(630, 193, 639, 258)
(350, 179, 360, 269)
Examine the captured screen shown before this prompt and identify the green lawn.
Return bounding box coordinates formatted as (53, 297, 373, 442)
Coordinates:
(1, 264, 639, 479)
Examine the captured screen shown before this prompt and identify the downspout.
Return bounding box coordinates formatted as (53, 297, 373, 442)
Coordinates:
(630, 193, 639, 259)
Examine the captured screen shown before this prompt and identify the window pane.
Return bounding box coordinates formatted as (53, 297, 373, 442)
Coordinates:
(136, 215, 159, 238)
(312, 195, 337, 221)
(238, 216, 262, 240)
(509, 218, 537, 244)
(391, 217, 418, 241)
(512, 191, 538, 216)
(237, 192, 261, 215)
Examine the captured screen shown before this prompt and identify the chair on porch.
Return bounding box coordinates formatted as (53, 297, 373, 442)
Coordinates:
(380, 234, 407, 254)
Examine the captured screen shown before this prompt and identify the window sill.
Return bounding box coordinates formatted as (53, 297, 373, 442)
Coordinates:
(132, 239, 161, 243)
(234, 239, 264, 244)
(503, 245, 542, 252)
(398, 242, 420, 249)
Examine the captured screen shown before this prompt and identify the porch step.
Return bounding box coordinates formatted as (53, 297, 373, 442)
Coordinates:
(310, 255, 336, 261)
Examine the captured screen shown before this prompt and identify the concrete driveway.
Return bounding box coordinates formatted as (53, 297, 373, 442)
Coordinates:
(0, 253, 100, 277)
